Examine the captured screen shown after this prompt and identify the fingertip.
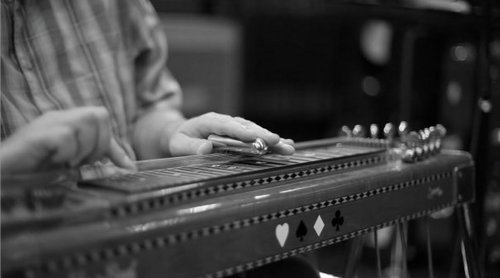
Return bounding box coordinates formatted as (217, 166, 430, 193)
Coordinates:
(272, 142, 295, 155)
(108, 138, 137, 171)
(92, 106, 110, 119)
(281, 138, 295, 145)
(281, 144, 295, 155)
(121, 153, 138, 172)
(267, 132, 281, 143)
(196, 141, 213, 155)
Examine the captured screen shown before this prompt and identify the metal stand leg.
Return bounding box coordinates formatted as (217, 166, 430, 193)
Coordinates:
(386, 222, 408, 278)
(344, 237, 364, 278)
(397, 222, 409, 278)
(457, 204, 482, 278)
(374, 230, 383, 278)
(425, 217, 435, 278)
(449, 234, 462, 278)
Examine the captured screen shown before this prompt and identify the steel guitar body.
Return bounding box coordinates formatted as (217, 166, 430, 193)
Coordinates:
(1, 135, 475, 278)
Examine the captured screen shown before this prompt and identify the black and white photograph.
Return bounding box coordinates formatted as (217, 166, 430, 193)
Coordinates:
(1, 0, 499, 277)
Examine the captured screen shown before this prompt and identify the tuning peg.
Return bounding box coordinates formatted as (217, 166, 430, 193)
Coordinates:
(370, 124, 379, 139)
(352, 125, 366, 137)
(414, 131, 425, 159)
(428, 127, 439, 154)
(419, 128, 430, 157)
(339, 125, 352, 137)
(435, 124, 447, 137)
(402, 131, 422, 162)
(434, 124, 447, 151)
(400, 124, 448, 163)
(398, 121, 410, 138)
(383, 123, 396, 141)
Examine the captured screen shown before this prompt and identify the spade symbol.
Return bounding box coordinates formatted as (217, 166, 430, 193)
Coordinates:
(331, 210, 344, 231)
(295, 220, 308, 241)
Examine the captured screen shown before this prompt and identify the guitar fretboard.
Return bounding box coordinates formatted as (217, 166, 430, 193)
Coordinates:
(85, 144, 382, 193)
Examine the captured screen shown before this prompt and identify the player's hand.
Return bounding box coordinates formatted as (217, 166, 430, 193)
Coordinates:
(165, 112, 295, 156)
(0, 107, 136, 175)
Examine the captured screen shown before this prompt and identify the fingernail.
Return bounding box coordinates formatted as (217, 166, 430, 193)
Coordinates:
(196, 141, 212, 154)
(280, 138, 295, 144)
(280, 142, 295, 155)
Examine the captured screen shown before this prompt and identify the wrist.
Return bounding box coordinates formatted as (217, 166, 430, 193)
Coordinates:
(133, 108, 186, 159)
(158, 115, 185, 157)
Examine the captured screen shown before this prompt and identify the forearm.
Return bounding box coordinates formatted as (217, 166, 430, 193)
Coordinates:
(132, 106, 186, 160)
(0, 137, 30, 174)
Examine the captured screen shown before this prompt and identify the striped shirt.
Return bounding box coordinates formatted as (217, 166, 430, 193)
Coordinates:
(1, 0, 182, 158)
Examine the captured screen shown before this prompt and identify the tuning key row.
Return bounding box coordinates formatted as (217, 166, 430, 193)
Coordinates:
(340, 122, 404, 140)
(339, 122, 447, 162)
(401, 124, 447, 163)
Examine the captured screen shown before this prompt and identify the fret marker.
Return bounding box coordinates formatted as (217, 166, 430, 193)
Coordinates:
(331, 210, 344, 231)
(295, 221, 308, 241)
(314, 215, 325, 236)
(275, 223, 289, 247)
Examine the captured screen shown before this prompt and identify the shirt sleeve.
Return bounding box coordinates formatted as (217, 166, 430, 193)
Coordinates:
(128, 0, 182, 114)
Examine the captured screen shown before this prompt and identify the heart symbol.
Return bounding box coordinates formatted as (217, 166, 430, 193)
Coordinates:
(275, 223, 289, 247)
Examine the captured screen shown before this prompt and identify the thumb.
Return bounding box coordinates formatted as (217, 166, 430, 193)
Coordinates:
(169, 133, 213, 156)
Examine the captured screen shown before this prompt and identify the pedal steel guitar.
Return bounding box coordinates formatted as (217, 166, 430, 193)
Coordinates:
(1, 123, 479, 278)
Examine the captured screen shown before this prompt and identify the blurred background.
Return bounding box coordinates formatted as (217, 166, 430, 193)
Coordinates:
(151, 0, 499, 277)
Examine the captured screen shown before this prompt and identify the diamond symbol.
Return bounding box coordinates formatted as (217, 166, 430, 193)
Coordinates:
(314, 215, 325, 236)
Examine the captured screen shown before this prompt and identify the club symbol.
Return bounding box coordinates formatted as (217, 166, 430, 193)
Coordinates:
(295, 220, 308, 242)
(331, 210, 344, 231)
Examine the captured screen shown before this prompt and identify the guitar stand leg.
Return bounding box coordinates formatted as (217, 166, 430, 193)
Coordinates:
(397, 222, 409, 278)
(344, 237, 364, 278)
(384, 222, 408, 278)
(457, 204, 482, 278)
(425, 217, 435, 278)
(374, 229, 383, 278)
